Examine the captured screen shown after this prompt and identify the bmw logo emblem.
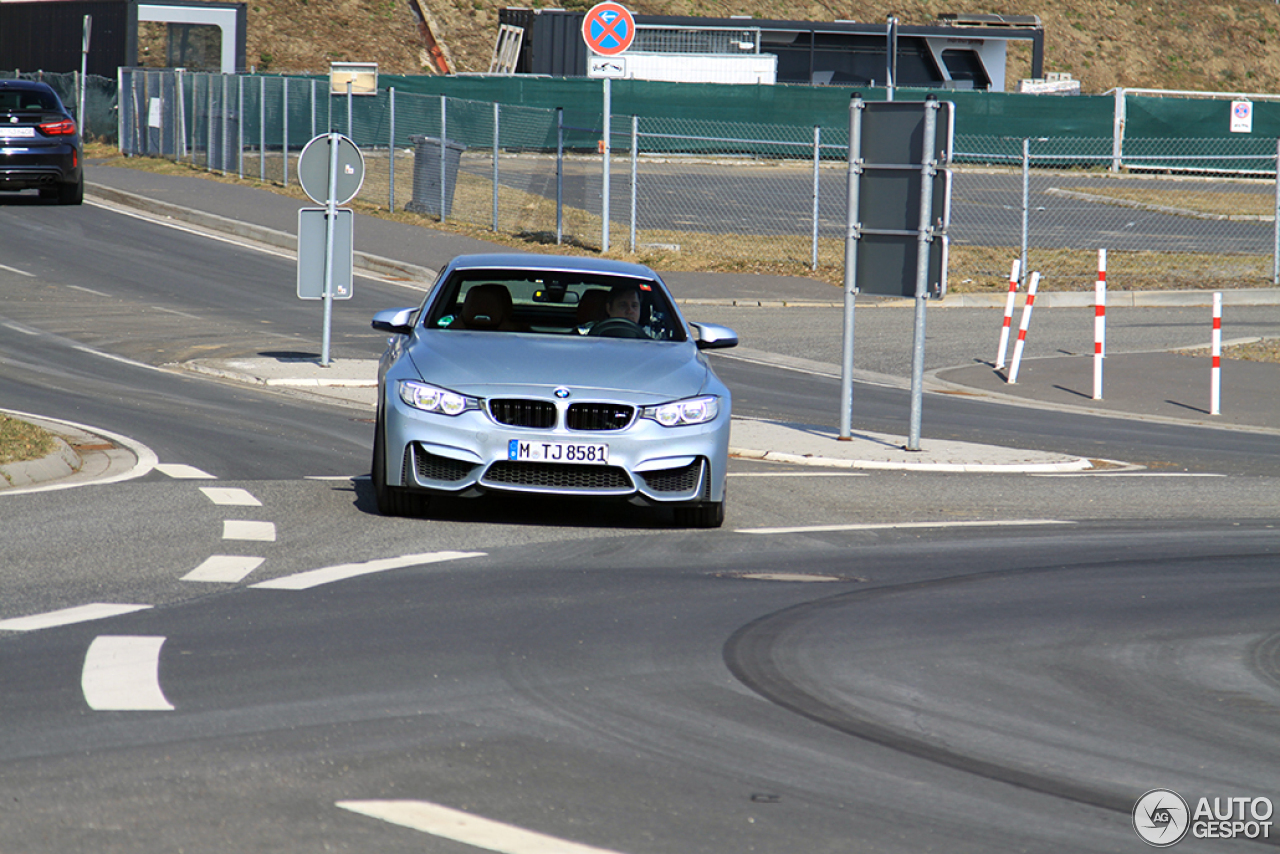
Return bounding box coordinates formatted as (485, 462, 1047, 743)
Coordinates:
(554, 387, 571, 399)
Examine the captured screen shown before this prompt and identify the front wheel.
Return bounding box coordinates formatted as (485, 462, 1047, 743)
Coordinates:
(372, 411, 429, 517)
(673, 500, 724, 529)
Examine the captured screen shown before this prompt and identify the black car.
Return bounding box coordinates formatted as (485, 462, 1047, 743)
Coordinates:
(0, 80, 83, 205)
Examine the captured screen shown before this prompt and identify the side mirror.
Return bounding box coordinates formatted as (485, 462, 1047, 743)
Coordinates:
(371, 307, 416, 335)
(689, 321, 738, 350)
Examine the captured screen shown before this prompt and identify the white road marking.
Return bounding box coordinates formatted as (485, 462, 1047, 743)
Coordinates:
(223, 520, 276, 542)
(182, 555, 266, 583)
(81, 635, 174, 711)
(150, 305, 204, 320)
(728, 471, 868, 477)
(155, 463, 216, 479)
(336, 800, 628, 854)
(737, 519, 1077, 535)
(0, 262, 36, 277)
(252, 551, 485, 591)
(1032, 472, 1227, 478)
(70, 344, 170, 373)
(2, 321, 39, 335)
(199, 486, 262, 506)
(0, 603, 151, 632)
(68, 284, 111, 297)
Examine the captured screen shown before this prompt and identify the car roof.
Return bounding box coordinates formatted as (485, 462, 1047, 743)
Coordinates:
(0, 80, 57, 93)
(445, 253, 661, 281)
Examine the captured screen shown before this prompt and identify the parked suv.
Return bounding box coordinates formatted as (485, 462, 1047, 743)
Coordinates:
(0, 80, 84, 205)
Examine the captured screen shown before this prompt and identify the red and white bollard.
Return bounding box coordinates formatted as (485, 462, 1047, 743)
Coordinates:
(1210, 291, 1222, 416)
(995, 258, 1020, 370)
(1006, 271, 1039, 385)
(1093, 249, 1107, 400)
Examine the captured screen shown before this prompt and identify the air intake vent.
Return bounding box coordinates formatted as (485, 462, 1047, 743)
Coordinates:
(489, 398, 557, 428)
(567, 403, 635, 431)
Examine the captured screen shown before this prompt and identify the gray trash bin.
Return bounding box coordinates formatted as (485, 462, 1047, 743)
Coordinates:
(406, 134, 465, 217)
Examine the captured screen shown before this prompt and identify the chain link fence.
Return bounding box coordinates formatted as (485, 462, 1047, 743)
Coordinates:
(117, 69, 1280, 292)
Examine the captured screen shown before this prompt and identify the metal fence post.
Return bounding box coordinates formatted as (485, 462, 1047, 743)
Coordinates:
(282, 78, 289, 186)
(347, 79, 353, 138)
(1111, 87, 1125, 172)
(630, 114, 639, 253)
(812, 125, 821, 270)
(1274, 138, 1280, 285)
(221, 73, 230, 175)
(258, 74, 265, 181)
(207, 73, 215, 171)
(177, 69, 187, 161)
(1021, 137, 1030, 288)
(234, 74, 242, 178)
(439, 94, 447, 222)
(556, 107, 564, 245)
(389, 87, 396, 212)
(310, 78, 316, 139)
(492, 101, 500, 231)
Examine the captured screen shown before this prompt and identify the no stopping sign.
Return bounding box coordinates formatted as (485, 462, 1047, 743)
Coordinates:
(582, 2, 635, 56)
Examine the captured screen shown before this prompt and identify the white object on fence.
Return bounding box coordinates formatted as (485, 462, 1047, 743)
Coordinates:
(1006, 271, 1039, 384)
(1210, 291, 1222, 416)
(1093, 249, 1107, 400)
(995, 258, 1020, 369)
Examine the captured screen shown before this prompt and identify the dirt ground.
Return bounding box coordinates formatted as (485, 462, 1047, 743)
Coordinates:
(138, 1, 1280, 95)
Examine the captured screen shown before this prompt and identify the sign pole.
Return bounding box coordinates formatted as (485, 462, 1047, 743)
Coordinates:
(906, 97, 939, 452)
(839, 94, 864, 441)
(321, 132, 340, 367)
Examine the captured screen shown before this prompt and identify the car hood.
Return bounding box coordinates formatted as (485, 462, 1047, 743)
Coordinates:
(404, 331, 711, 402)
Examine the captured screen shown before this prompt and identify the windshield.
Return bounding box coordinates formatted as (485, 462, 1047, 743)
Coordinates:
(423, 269, 686, 342)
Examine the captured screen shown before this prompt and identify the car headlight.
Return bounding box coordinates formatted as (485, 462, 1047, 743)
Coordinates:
(398, 380, 479, 416)
(642, 395, 720, 427)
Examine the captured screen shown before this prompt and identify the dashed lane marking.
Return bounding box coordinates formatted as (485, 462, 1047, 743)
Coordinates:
(183, 555, 266, 583)
(223, 520, 276, 542)
(728, 471, 868, 477)
(200, 486, 262, 506)
(0, 603, 152, 632)
(736, 519, 1077, 535)
(336, 800, 628, 854)
(252, 551, 485, 591)
(156, 463, 216, 479)
(81, 635, 173, 711)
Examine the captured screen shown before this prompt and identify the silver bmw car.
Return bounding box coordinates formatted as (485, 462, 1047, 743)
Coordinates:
(371, 253, 739, 527)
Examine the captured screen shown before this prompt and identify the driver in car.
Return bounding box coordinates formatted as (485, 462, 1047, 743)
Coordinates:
(604, 285, 642, 324)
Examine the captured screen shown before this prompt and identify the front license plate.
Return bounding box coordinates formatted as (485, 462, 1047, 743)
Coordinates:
(508, 439, 608, 464)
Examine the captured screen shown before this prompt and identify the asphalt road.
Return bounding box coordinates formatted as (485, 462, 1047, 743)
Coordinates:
(1, 193, 1278, 853)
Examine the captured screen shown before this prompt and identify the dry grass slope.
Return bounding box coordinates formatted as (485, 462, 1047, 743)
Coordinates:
(235, 1, 1280, 95)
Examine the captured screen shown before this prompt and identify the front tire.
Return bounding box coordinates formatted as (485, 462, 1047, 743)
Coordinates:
(674, 499, 724, 529)
(372, 409, 429, 517)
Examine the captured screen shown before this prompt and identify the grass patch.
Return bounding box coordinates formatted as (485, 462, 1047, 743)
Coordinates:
(0, 415, 55, 467)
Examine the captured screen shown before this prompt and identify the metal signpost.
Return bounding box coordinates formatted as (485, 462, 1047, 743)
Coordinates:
(583, 3, 635, 254)
(840, 95, 953, 450)
(297, 133, 364, 367)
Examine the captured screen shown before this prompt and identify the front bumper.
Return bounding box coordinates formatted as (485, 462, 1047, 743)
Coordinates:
(382, 390, 730, 505)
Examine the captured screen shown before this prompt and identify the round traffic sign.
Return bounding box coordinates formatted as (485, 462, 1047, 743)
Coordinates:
(297, 133, 365, 205)
(582, 2, 635, 57)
